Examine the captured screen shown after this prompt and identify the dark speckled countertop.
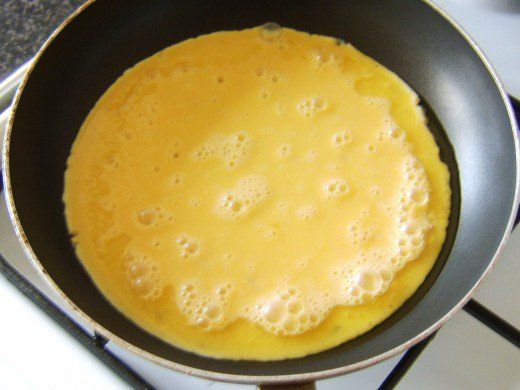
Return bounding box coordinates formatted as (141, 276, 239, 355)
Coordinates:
(0, 0, 85, 81)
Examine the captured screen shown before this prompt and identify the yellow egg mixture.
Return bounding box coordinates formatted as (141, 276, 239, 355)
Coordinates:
(64, 26, 451, 360)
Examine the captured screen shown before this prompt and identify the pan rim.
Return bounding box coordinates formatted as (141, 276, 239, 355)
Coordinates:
(2, 0, 519, 384)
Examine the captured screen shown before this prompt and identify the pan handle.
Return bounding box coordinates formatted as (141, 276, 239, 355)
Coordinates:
(258, 383, 316, 390)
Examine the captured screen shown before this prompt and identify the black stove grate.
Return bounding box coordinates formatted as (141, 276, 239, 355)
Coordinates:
(0, 97, 519, 390)
(463, 299, 520, 349)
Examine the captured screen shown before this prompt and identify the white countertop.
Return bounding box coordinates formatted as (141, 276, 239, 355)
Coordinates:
(0, 1, 518, 388)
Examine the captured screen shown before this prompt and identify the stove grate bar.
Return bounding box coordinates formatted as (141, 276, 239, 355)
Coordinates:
(377, 332, 436, 390)
(463, 299, 520, 349)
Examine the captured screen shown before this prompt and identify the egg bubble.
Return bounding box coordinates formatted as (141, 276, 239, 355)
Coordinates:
(132, 277, 155, 296)
(216, 175, 271, 219)
(217, 286, 228, 296)
(124, 252, 162, 299)
(171, 173, 184, 186)
(176, 283, 232, 331)
(410, 187, 429, 205)
(266, 229, 278, 238)
(390, 127, 404, 139)
(380, 269, 393, 282)
(349, 285, 361, 296)
(263, 300, 287, 323)
(176, 234, 200, 258)
(359, 228, 375, 243)
(137, 209, 157, 226)
(323, 179, 349, 200)
(365, 96, 391, 110)
(192, 131, 251, 169)
(297, 97, 328, 117)
(129, 261, 149, 278)
(305, 149, 318, 162)
(296, 204, 317, 220)
(260, 23, 282, 42)
(356, 270, 382, 292)
(189, 197, 200, 208)
(276, 200, 289, 212)
(276, 144, 292, 158)
(331, 131, 352, 147)
(287, 300, 302, 314)
(314, 50, 332, 64)
(310, 48, 343, 69)
(369, 186, 381, 196)
(283, 318, 298, 332)
(204, 304, 223, 319)
(411, 236, 423, 247)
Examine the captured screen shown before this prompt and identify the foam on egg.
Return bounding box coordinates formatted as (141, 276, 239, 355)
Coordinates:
(137, 209, 157, 226)
(64, 26, 450, 358)
(176, 282, 232, 330)
(276, 144, 292, 158)
(251, 290, 328, 335)
(259, 22, 282, 43)
(216, 175, 271, 219)
(296, 204, 317, 220)
(183, 152, 433, 334)
(323, 179, 350, 200)
(296, 97, 328, 117)
(123, 251, 163, 300)
(192, 131, 251, 169)
(331, 131, 352, 147)
(176, 234, 200, 259)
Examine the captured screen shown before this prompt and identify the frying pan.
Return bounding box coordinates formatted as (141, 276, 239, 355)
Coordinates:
(2, 0, 519, 387)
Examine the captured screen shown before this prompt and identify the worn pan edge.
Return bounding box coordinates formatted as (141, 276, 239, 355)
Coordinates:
(2, 0, 519, 384)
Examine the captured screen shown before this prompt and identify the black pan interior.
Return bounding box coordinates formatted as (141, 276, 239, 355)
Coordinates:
(6, 0, 516, 377)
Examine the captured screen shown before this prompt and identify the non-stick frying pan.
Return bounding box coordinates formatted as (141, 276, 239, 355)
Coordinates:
(2, 0, 519, 386)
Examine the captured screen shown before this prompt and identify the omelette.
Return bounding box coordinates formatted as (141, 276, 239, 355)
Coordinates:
(64, 25, 451, 360)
